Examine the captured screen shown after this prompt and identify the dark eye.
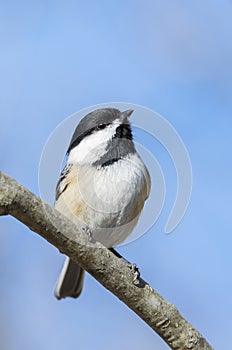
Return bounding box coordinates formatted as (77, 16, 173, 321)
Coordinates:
(97, 123, 107, 130)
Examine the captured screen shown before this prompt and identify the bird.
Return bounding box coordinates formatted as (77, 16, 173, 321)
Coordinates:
(54, 107, 151, 299)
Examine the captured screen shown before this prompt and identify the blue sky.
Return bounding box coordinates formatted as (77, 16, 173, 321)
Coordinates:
(1, 1, 232, 349)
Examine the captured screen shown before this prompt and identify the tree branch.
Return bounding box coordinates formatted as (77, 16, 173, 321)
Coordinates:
(0, 171, 213, 350)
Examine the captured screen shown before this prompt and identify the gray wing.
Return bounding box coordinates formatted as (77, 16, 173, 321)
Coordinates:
(55, 163, 73, 201)
(54, 162, 86, 299)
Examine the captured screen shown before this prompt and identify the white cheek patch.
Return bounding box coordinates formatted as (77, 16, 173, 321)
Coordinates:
(68, 120, 120, 164)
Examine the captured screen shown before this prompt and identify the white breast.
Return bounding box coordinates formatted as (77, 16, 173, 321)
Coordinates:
(56, 153, 150, 247)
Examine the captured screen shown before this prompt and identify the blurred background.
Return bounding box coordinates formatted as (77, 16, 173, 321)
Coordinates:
(1, 1, 232, 349)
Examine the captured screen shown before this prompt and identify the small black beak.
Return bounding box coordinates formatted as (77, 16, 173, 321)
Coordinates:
(121, 109, 134, 119)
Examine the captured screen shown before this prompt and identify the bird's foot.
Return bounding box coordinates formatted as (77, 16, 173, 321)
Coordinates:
(109, 248, 140, 285)
(82, 225, 96, 243)
(130, 263, 141, 285)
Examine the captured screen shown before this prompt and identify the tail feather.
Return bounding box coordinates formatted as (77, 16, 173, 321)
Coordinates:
(55, 257, 85, 299)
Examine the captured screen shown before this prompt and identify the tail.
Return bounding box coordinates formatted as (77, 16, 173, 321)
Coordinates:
(54, 257, 85, 299)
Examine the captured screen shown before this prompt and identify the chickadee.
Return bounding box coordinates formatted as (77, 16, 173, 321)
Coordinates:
(54, 108, 151, 299)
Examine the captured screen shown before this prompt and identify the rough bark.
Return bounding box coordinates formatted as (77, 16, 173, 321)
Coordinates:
(0, 171, 213, 350)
